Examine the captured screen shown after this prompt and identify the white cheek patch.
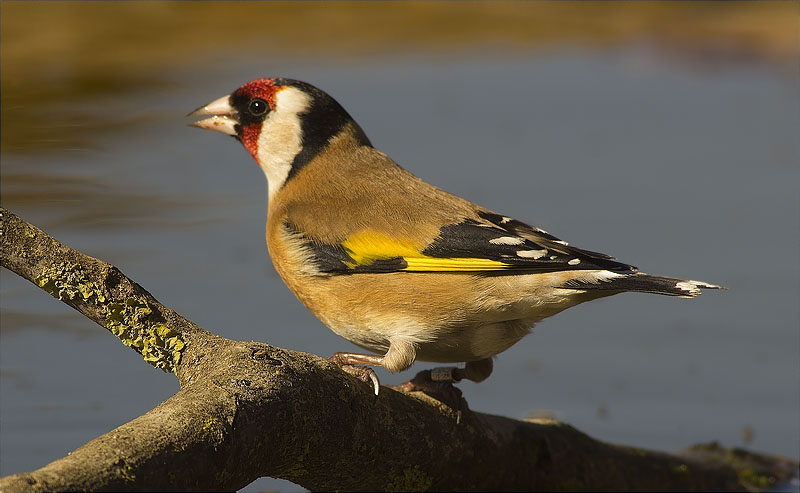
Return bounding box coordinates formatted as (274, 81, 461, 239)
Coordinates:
(255, 87, 311, 198)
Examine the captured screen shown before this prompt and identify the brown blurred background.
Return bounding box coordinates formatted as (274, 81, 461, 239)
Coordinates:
(2, 1, 796, 153)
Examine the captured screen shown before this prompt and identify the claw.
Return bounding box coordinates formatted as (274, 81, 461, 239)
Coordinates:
(368, 370, 380, 396)
(328, 352, 384, 395)
(331, 360, 381, 395)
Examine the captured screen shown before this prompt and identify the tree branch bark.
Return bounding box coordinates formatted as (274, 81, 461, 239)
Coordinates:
(1, 207, 796, 491)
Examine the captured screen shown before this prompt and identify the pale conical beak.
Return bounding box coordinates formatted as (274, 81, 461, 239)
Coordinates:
(188, 95, 238, 136)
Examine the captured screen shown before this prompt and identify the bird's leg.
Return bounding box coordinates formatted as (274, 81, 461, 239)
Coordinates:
(328, 352, 383, 395)
(390, 358, 493, 412)
(454, 358, 494, 383)
(395, 358, 494, 390)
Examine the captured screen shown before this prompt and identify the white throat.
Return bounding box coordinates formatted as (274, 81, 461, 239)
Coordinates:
(256, 87, 310, 198)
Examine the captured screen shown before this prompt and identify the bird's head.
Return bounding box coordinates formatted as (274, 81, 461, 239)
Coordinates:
(190, 78, 370, 195)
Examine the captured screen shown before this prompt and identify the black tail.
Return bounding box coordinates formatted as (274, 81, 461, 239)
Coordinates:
(564, 272, 726, 298)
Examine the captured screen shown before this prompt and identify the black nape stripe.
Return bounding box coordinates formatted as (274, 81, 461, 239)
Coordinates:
(285, 81, 372, 183)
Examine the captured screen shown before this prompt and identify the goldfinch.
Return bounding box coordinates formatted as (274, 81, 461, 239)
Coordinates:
(189, 78, 723, 395)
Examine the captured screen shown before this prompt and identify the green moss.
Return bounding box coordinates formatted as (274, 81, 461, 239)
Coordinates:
(385, 465, 433, 492)
(105, 298, 184, 373)
(36, 262, 106, 303)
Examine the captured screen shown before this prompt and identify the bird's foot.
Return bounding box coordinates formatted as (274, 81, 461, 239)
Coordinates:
(328, 352, 383, 396)
(391, 368, 469, 415)
(338, 364, 380, 396)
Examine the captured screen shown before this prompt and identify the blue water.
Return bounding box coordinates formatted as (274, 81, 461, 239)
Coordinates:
(2, 48, 798, 491)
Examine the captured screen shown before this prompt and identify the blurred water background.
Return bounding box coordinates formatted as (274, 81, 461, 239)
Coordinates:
(1, 2, 798, 491)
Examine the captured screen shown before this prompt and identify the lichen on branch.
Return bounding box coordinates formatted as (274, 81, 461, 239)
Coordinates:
(2, 208, 185, 373)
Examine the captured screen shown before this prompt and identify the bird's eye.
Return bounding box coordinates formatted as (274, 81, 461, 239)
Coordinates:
(248, 98, 269, 116)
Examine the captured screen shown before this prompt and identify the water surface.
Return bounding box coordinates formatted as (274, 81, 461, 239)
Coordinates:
(2, 41, 798, 493)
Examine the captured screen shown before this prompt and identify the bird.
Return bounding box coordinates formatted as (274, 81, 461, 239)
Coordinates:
(189, 77, 724, 395)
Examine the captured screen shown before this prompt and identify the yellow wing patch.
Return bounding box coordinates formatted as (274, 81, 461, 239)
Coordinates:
(340, 230, 509, 272)
(403, 257, 510, 271)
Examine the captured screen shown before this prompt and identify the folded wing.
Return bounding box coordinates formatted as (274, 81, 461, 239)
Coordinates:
(293, 209, 637, 274)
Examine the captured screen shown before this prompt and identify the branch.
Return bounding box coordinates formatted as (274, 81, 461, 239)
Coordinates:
(1, 207, 796, 491)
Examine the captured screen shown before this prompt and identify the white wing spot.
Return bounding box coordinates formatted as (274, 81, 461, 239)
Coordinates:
(676, 281, 702, 295)
(568, 258, 581, 265)
(686, 279, 723, 290)
(574, 270, 624, 285)
(516, 249, 548, 259)
(490, 236, 525, 246)
(549, 255, 557, 260)
(554, 240, 569, 246)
